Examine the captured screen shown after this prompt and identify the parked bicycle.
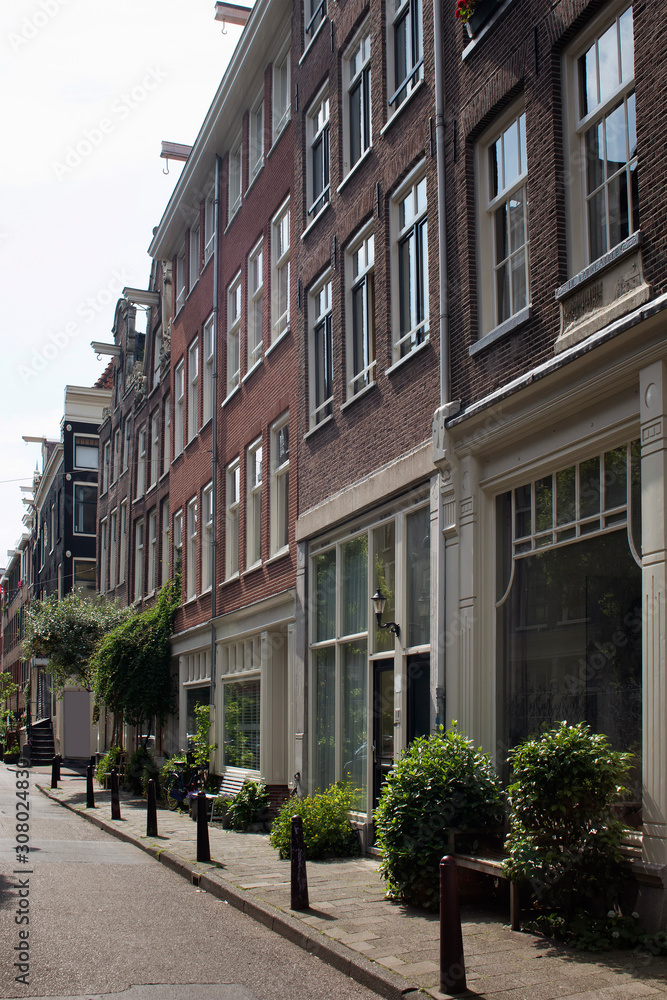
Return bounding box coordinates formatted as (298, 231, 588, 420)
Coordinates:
(162, 762, 200, 811)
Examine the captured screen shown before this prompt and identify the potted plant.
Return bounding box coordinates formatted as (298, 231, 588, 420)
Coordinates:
(456, 0, 502, 37)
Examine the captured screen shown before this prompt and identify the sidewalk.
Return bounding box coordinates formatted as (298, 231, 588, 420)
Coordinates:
(30, 765, 667, 1000)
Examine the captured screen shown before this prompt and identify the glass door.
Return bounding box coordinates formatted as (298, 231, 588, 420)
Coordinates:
(373, 659, 394, 808)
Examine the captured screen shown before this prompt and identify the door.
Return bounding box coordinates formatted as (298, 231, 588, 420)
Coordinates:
(372, 660, 394, 808)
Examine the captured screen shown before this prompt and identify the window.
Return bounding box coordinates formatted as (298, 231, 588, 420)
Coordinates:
(102, 442, 110, 494)
(271, 200, 290, 342)
(223, 679, 260, 770)
(161, 498, 170, 585)
(310, 272, 333, 427)
(73, 559, 96, 596)
(150, 411, 159, 489)
(188, 338, 199, 440)
(173, 508, 183, 577)
(305, 0, 326, 46)
(202, 316, 214, 424)
(109, 509, 117, 591)
(74, 435, 98, 470)
(229, 136, 242, 220)
(153, 328, 163, 390)
(393, 167, 428, 361)
(307, 89, 330, 218)
(568, 5, 637, 267)
(147, 509, 157, 594)
(247, 439, 262, 568)
(134, 518, 144, 603)
(112, 428, 120, 483)
(249, 93, 264, 183)
(270, 414, 289, 555)
(186, 497, 198, 600)
(273, 43, 291, 142)
(388, 0, 423, 114)
(136, 424, 146, 498)
(343, 28, 371, 176)
(162, 394, 171, 475)
(100, 518, 108, 595)
(346, 226, 375, 396)
(226, 459, 240, 579)
(478, 107, 530, 335)
(119, 500, 128, 584)
(74, 484, 96, 535)
(202, 482, 213, 592)
(227, 275, 242, 395)
(204, 186, 216, 264)
(175, 246, 186, 312)
(174, 360, 184, 456)
(123, 417, 131, 473)
(190, 223, 200, 288)
(248, 241, 263, 369)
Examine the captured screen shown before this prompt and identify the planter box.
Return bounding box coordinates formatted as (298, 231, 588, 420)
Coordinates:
(467, 0, 502, 36)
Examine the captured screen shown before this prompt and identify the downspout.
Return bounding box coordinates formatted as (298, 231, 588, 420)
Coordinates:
(434, 0, 450, 408)
(209, 155, 221, 730)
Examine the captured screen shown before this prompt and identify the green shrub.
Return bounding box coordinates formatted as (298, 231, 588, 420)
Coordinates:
(124, 746, 160, 796)
(95, 745, 123, 787)
(270, 783, 361, 860)
(375, 724, 504, 910)
(226, 780, 270, 831)
(504, 721, 632, 936)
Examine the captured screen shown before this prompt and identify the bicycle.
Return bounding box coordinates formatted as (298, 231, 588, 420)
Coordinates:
(163, 763, 199, 811)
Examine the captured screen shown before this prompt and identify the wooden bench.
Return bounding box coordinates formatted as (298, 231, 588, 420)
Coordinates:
(447, 830, 520, 931)
(205, 770, 249, 822)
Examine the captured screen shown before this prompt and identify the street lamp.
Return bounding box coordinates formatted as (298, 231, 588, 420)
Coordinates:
(371, 587, 400, 639)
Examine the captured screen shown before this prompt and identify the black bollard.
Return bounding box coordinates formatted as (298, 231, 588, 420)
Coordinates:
(146, 779, 158, 837)
(90, 755, 96, 769)
(55, 754, 61, 782)
(86, 765, 95, 808)
(290, 814, 309, 910)
(196, 791, 210, 863)
(110, 769, 121, 820)
(51, 755, 58, 789)
(440, 856, 467, 996)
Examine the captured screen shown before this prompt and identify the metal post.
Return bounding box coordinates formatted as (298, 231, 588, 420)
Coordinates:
(440, 856, 467, 996)
(55, 754, 61, 782)
(110, 769, 121, 820)
(290, 815, 309, 910)
(196, 791, 210, 863)
(86, 765, 95, 808)
(146, 779, 158, 837)
(50, 755, 58, 789)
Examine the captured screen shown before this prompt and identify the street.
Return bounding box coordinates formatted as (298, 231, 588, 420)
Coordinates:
(0, 765, 384, 1000)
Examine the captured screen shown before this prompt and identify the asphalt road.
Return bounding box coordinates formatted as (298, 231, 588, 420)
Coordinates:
(0, 765, 383, 1000)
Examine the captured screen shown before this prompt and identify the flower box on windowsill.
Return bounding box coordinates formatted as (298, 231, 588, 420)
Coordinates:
(466, 0, 502, 36)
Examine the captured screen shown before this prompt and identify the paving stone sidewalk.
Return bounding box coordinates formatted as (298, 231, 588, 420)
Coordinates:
(29, 765, 667, 1000)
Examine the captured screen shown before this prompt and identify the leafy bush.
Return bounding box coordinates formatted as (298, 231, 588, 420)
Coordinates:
(504, 721, 632, 935)
(375, 724, 504, 910)
(124, 746, 160, 796)
(95, 745, 123, 787)
(270, 783, 361, 860)
(191, 703, 217, 779)
(225, 780, 270, 831)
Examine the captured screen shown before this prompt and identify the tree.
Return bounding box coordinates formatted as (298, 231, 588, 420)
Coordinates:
(90, 582, 179, 744)
(23, 592, 134, 691)
(0, 671, 19, 750)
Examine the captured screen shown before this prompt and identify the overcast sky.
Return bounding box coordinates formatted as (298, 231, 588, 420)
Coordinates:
(0, 0, 247, 568)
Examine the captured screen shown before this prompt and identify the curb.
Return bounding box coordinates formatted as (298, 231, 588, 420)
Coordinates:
(36, 784, 421, 1000)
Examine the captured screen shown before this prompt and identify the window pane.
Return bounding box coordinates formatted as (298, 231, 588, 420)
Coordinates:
(508, 189, 525, 254)
(314, 649, 335, 790)
(503, 118, 519, 188)
(598, 21, 619, 106)
(316, 549, 336, 641)
(342, 535, 368, 636)
(350, 79, 362, 165)
(342, 641, 367, 810)
(588, 187, 607, 260)
(224, 680, 260, 770)
(556, 466, 576, 526)
(619, 7, 634, 83)
(406, 506, 430, 646)
(511, 249, 527, 313)
(373, 522, 395, 653)
(585, 122, 605, 194)
(580, 455, 601, 519)
(604, 446, 627, 509)
(605, 101, 627, 173)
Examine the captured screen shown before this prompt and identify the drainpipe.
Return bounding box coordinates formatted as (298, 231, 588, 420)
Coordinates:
(434, 0, 450, 409)
(209, 154, 221, 730)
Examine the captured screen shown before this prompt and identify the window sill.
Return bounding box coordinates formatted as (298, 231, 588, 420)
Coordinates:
(171, 450, 184, 465)
(185, 435, 199, 452)
(462, 0, 515, 60)
(219, 572, 240, 588)
(246, 162, 264, 197)
(242, 357, 263, 383)
(183, 595, 198, 606)
(221, 384, 241, 408)
(269, 116, 291, 156)
(200, 586, 212, 597)
(380, 78, 425, 138)
(265, 327, 290, 358)
(200, 415, 212, 432)
(386, 336, 430, 376)
(266, 546, 289, 566)
(241, 561, 263, 578)
(186, 276, 199, 301)
(299, 17, 328, 65)
(225, 203, 242, 234)
(301, 201, 330, 241)
(341, 379, 377, 411)
(304, 413, 334, 440)
(147, 481, 158, 495)
(337, 147, 373, 195)
(469, 305, 532, 357)
(555, 232, 643, 302)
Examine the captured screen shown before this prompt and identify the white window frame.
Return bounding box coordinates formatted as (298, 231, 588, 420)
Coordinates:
(147, 508, 157, 595)
(175, 360, 185, 456)
(123, 417, 131, 473)
(134, 518, 144, 603)
(162, 393, 171, 475)
(109, 508, 117, 591)
(271, 199, 290, 342)
(270, 413, 289, 556)
(188, 337, 199, 441)
(272, 42, 291, 143)
(73, 483, 97, 536)
(226, 458, 240, 580)
(309, 270, 333, 428)
(204, 186, 216, 264)
(307, 87, 330, 220)
(227, 273, 242, 395)
(346, 224, 375, 397)
(100, 517, 108, 595)
(202, 482, 213, 592)
(246, 438, 263, 569)
(247, 239, 264, 369)
(73, 434, 99, 470)
(387, 0, 423, 117)
(73, 559, 96, 596)
(102, 441, 110, 494)
(249, 91, 264, 184)
(175, 245, 186, 313)
(476, 104, 530, 337)
(190, 222, 200, 289)
(391, 163, 429, 362)
(150, 410, 159, 489)
(564, 3, 637, 274)
(135, 424, 146, 498)
(186, 496, 198, 600)
(228, 135, 243, 221)
(343, 26, 371, 177)
(202, 315, 215, 424)
(305, 0, 327, 47)
(173, 508, 183, 578)
(112, 428, 120, 483)
(161, 498, 170, 585)
(153, 328, 163, 390)
(119, 500, 128, 584)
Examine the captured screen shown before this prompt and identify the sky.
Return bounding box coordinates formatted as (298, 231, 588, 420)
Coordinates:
(0, 0, 248, 567)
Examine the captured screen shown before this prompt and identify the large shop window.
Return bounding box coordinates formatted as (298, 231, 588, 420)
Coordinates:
(496, 442, 642, 794)
(223, 679, 260, 771)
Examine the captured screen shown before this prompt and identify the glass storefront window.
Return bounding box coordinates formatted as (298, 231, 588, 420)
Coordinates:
(342, 535, 368, 636)
(342, 641, 367, 809)
(315, 648, 335, 790)
(223, 679, 260, 770)
(373, 521, 395, 653)
(315, 549, 336, 642)
(406, 506, 430, 647)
